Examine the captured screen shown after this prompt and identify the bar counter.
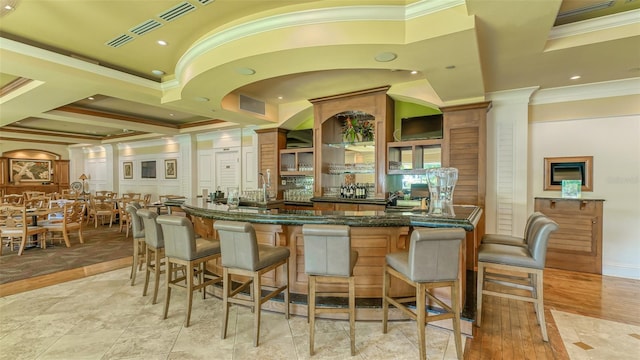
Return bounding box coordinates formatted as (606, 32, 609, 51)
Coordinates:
(181, 198, 481, 332)
(181, 198, 482, 231)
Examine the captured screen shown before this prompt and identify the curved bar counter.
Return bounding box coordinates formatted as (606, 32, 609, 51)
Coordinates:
(181, 199, 482, 332)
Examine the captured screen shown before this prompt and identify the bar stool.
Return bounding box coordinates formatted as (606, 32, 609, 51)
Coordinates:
(476, 216, 558, 341)
(302, 224, 358, 356)
(126, 203, 145, 286)
(213, 220, 290, 347)
(481, 211, 546, 247)
(137, 209, 165, 304)
(157, 215, 222, 327)
(382, 227, 466, 360)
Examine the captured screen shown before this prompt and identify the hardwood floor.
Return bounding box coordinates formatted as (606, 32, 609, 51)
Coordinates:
(2, 236, 639, 360)
(465, 268, 640, 359)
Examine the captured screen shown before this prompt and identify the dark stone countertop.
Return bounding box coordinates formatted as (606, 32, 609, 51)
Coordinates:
(181, 198, 482, 231)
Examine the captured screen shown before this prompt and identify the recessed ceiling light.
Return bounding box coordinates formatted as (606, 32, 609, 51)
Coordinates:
(235, 67, 256, 75)
(570, 75, 581, 80)
(410, 70, 418, 75)
(4, 5, 12, 10)
(169, 113, 175, 117)
(151, 69, 165, 76)
(157, 40, 168, 46)
(277, 96, 283, 100)
(87, 96, 95, 100)
(375, 52, 397, 62)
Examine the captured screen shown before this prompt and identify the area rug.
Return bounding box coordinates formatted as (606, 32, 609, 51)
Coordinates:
(0, 225, 132, 284)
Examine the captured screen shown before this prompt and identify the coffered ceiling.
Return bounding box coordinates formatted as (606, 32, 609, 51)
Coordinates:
(0, 0, 638, 145)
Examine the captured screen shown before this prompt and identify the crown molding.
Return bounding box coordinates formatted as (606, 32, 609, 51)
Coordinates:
(530, 77, 640, 105)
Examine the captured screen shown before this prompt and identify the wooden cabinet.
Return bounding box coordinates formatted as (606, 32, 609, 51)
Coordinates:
(535, 197, 604, 274)
(280, 148, 314, 176)
(387, 139, 442, 175)
(0, 156, 70, 195)
(310, 86, 394, 199)
(255, 128, 287, 199)
(55, 160, 70, 188)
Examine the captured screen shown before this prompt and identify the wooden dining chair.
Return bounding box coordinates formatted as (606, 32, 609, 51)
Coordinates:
(0, 205, 48, 255)
(40, 201, 86, 247)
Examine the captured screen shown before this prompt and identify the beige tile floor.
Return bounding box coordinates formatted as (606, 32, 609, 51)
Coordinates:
(0, 267, 464, 360)
(551, 310, 640, 360)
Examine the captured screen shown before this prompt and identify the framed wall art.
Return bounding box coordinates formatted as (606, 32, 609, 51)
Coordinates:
(544, 156, 593, 192)
(165, 159, 177, 179)
(123, 161, 133, 179)
(10, 159, 52, 183)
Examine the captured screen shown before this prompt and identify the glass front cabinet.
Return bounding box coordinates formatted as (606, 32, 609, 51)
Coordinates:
(310, 87, 394, 199)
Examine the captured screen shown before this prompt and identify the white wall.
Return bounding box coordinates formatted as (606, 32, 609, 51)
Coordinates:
(529, 115, 640, 279)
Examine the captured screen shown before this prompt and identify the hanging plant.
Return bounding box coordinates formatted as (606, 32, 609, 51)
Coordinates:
(342, 117, 358, 144)
(342, 116, 374, 144)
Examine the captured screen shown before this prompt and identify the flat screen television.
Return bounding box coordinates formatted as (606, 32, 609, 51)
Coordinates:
(286, 129, 313, 148)
(400, 114, 443, 141)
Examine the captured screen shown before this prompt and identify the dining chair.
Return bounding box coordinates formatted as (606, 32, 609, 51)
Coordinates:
(382, 227, 466, 360)
(0, 205, 48, 255)
(476, 216, 559, 342)
(157, 215, 222, 327)
(2, 194, 23, 205)
(117, 198, 132, 237)
(214, 220, 290, 347)
(40, 201, 86, 247)
(88, 195, 115, 228)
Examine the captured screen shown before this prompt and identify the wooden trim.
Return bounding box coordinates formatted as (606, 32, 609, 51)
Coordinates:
(544, 155, 593, 191)
(308, 86, 391, 103)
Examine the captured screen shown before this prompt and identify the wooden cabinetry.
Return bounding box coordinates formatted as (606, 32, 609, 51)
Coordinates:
(280, 148, 314, 176)
(310, 86, 394, 199)
(255, 128, 287, 199)
(535, 197, 604, 274)
(387, 139, 442, 175)
(0, 155, 70, 196)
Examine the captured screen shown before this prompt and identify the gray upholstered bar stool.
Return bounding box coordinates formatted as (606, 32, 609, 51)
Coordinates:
(156, 215, 222, 327)
(481, 212, 546, 247)
(477, 216, 558, 341)
(302, 224, 358, 356)
(137, 209, 165, 304)
(213, 220, 290, 347)
(126, 202, 145, 286)
(382, 227, 466, 360)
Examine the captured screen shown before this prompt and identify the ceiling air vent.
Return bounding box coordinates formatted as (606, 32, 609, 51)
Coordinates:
(239, 94, 266, 115)
(195, 0, 216, 5)
(130, 19, 163, 36)
(158, 1, 196, 22)
(105, 34, 134, 48)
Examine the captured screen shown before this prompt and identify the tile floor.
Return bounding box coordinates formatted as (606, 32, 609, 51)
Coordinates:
(551, 310, 640, 360)
(0, 268, 464, 360)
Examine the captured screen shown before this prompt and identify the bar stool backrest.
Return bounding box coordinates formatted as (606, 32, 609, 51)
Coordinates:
(126, 203, 144, 239)
(408, 228, 466, 282)
(526, 217, 559, 269)
(302, 224, 352, 277)
(214, 220, 259, 271)
(157, 215, 197, 261)
(137, 209, 164, 248)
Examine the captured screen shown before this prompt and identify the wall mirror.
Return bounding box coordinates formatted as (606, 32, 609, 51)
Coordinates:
(544, 156, 593, 191)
